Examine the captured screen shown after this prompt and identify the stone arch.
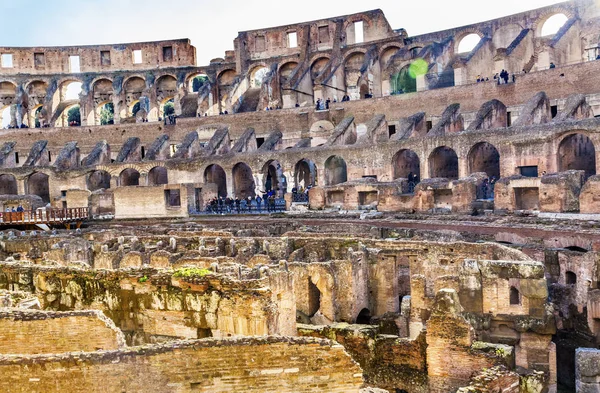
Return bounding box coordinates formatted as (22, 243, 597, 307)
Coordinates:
(26, 80, 48, 108)
(119, 168, 140, 187)
(0, 174, 17, 195)
(232, 162, 256, 199)
(249, 65, 270, 88)
(217, 69, 237, 85)
(492, 23, 524, 50)
(429, 146, 459, 179)
(468, 142, 500, 178)
(534, 9, 574, 37)
(27, 172, 50, 203)
(392, 149, 420, 180)
(344, 51, 367, 99)
(148, 166, 168, 186)
(310, 120, 335, 133)
(186, 72, 209, 93)
(262, 160, 286, 197)
(156, 75, 177, 109)
(91, 78, 114, 125)
(324, 155, 348, 186)
(279, 61, 298, 82)
(455, 31, 484, 54)
(204, 164, 227, 198)
(310, 57, 331, 80)
(390, 64, 416, 94)
(87, 170, 111, 191)
(123, 76, 146, 110)
(558, 133, 596, 178)
(294, 159, 317, 189)
(380, 45, 401, 68)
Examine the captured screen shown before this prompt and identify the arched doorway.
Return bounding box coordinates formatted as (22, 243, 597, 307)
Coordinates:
(119, 168, 140, 186)
(558, 134, 596, 179)
(148, 166, 168, 186)
(324, 156, 348, 186)
(392, 149, 420, 180)
(263, 160, 286, 197)
(0, 174, 17, 195)
(429, 146, 459, 179)
(204, 164, 227, 197)
(390, 65, 416, 94)
(468, 142, 500, 178)
(87, 170, 111, 191)
(294, 159, 317, 189)
(232, 162, 256, 198)
(356, 308, 371, 324)
(27, 172, 50, 203)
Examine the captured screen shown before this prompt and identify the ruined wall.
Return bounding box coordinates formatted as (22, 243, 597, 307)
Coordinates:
(0, 337, 364, 393)
(0, 310, 125, 354)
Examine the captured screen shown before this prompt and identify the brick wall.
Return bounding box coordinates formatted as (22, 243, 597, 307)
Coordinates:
(0, 310, 124, 354)
(0, 337, 364, 393)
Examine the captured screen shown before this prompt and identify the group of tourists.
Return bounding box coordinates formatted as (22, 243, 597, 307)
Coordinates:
(205, 190, 280, 214)
(476, 69, 516, 84)
(478, 176, 497, 200)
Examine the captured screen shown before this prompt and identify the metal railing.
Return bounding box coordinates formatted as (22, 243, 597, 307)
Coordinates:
(0, 207, 89, 225)
(292, 193, 309, 203)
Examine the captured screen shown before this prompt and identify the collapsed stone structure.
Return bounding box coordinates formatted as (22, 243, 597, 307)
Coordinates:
(1, 0, 600, 392)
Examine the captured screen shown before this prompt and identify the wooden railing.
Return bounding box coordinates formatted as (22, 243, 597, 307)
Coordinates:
(0, 207, 89, 225)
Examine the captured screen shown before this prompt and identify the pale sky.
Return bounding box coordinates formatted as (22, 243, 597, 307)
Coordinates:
(0, 0, 566, 66)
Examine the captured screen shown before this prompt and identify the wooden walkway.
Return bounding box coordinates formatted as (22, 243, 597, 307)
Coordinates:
(0, 207, 89, 229)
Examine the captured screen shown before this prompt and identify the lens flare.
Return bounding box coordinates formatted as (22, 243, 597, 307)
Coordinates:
(408, 59, 428, 79)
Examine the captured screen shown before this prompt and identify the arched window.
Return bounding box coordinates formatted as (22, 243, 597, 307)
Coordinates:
(148, 167, 168, 186)
(541, 14, 569, 37)
(392, 149, 420, 180)
(204, 164, 227, 198)
(566, 271, 577, 285)
(356, 308, 371, 324)
(429, 146, 459, 179)
(232, 162, 256, 199)
(324, 155, 348, 186)
(558, 134, 596, 179)
(0, 174, 17, 195)
(457, 33, 481, 53)
(119, 168, 140, 187)
(468, 142, 500, 178)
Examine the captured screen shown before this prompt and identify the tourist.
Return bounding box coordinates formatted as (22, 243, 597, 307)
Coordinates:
(325, 98, 331, 110)
(235, 197, 241, 213)
(255, 195, 262, 213)
(550, 62, 556, 69)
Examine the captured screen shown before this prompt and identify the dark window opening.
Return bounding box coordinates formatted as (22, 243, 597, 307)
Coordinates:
(356, 308, 371, 324)
(163, 46, 173, 62)
(362, 175, 377, 180)
(256, 137, 265, 148)
(426, 121, 433, 131)
(60, 190, 67, 197)
(141, 146, 145, 159)
(507, 112, 512, 127)
(519, 166, 538, 177)
(551, 105, 558, 118)
(34, 52, 45, 68)
(566, 271, 577, 285)
(509, 287, 520, 305)
(100, 50, 111, 66)
(165, 189, 181, 207)
(564, 246, 588, 253)
(14, 152, 18, 164)
(307, 280, 321, 317)
(388, 124, 396, 138)
(48, 151, 52, 162)
(318, 26, 330, 43)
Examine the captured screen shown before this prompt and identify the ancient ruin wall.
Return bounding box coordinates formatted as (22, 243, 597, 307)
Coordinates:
(0, 309, 125, 354)
(0, 337, 364, 393)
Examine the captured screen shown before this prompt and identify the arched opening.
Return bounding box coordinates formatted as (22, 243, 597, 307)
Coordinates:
(124, 77, 146, 117)
(148, 166, 168, 186)
(324, 155, 348, 186)
(263, 160, 286, 197)
(0, 82, 16, 128)
(566, 271, 577, 285)
(27, 81, 48, 126)
(87, 170, 111, 191)
(392, 149, 420, 180)
(187, 73, 209, 93)
(558, 134, 596, 179)
(204, 164, 227, 198)
(468, 142, 500, 178)
(509, 287, 520, 305)
(310, 57, 330, 80)
(307, 280, 321, 317)
(279, 62, 298, 83)
(27, 172, 50, 203)
(64, 81, 82, 101)
(294, 159, 317, 189)
(429, 146, 459, 179)
(0, 174, 17, 195)
(250, 67, 269, 88)
(344, 52, 366, 99)
(232, 162, 256, 199)
(156, 75, 177, 117)
(541, 13, 569, 37)
(97, 102, 114, 125)
(356, 308, 371, 324)
(390, 65, 416, 94)
(119, 168, 140, 187)
(457, 33, 482, 54)
(65, 104, 80, 127)
(92, 79, 113, 125)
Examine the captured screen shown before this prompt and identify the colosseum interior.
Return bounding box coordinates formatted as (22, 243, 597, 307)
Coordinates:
(1, 0, 600, 392)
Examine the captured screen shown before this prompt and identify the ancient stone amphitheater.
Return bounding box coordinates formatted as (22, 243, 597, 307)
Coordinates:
(1, 0, 600, 392)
